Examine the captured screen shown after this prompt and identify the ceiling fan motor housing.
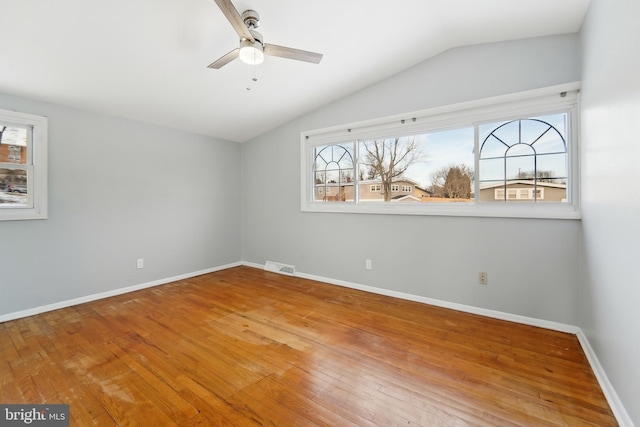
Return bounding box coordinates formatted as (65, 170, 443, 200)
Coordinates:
(242, 10, 260, 29)
(246, 29, 263, 45)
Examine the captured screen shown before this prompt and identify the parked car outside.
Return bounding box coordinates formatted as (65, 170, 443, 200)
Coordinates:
(7, 184, 27, 193)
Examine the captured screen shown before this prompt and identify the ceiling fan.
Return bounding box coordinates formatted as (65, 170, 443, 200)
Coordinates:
(208, 0, 323, 69)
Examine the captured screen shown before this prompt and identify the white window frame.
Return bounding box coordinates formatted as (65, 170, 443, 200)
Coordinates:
(301, 83, 580, 219)
(0, 109, 48, 221)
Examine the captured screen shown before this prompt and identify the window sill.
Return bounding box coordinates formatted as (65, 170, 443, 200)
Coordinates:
(301, 202, 581, 220)
(0, 208, 48, 221)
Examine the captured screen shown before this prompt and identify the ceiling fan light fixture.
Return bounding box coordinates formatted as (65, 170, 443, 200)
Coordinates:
(239, 39, 264, 65)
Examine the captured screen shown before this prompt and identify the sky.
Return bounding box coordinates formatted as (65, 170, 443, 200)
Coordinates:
(0, 125, 28, 146)
(403, 127, 474, 188)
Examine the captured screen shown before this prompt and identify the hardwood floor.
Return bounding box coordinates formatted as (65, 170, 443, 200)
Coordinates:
(1, 266, 616, 426)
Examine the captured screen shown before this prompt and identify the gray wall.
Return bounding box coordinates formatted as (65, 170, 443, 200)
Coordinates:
(579, 0, 640, 423)
(0, 93, 241, 316)
(242, 34, 583, 325)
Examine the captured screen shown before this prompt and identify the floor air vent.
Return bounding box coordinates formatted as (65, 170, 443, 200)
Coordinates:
(264, 260, 295, 276)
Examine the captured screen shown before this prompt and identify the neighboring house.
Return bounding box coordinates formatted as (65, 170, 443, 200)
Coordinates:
(0, 142, 26, 164)
(360, 179, 432, 202)
(0, 142, 28, 192)
(477, 181, 567, 202)
(316, 178, 431, 202)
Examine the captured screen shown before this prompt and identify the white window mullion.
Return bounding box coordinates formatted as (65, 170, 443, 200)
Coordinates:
(354, 139, 360, 204)
(474, 121, 480, 203)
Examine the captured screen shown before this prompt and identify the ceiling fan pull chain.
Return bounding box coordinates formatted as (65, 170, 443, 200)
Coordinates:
(246, 64, 258, 90)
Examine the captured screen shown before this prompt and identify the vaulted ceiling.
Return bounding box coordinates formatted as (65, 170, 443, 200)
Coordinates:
(0, 0, 590, 142)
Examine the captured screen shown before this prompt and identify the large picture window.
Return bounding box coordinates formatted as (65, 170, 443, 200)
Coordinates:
(0, 109, 48, 221)
(301, 84, 580, 219)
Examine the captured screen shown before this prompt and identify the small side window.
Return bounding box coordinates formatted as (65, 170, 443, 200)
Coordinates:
(0, 109, 48, 221)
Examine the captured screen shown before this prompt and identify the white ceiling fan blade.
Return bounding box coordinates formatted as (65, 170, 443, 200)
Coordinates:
(208, 48, 239, 69)
(213, 0, 254, 42)
(264, 44, 323, 64)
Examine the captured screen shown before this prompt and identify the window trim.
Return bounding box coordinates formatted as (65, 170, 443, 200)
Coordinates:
(301, 83, 581, 219)
(0, 108, 48, 221)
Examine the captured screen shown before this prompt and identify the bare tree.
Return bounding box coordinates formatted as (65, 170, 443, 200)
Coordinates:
(367, 167, 376, 180)
(430, 164, 473, 199)
(340, 170, 353, 182)
(429, 167, 449, 197)
(361, 137, 422, 201)
(517, 169, 557, 182)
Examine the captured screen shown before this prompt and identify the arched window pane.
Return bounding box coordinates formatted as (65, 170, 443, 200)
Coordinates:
(479, 113, 568, 203)
(506, 143, 535, 157)
(532, 130, 566, 154)
(480, 135, 509, 159)
(490, 121, 519, 148)
(313, 143, 355, 203)
(520, 119, 553, 145)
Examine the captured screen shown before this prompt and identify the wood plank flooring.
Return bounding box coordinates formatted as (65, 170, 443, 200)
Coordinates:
(0, 266, 616, 426)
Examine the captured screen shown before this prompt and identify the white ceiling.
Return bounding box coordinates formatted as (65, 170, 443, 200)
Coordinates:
(0, 0, 590, 142)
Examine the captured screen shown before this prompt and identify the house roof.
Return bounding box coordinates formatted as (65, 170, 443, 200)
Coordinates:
(359, 178, 432, 194)
(479, 180, 567, 190)
(360, 177, 422, 186)
(0, 1, 589, 142)
(391, 195, 421, 202)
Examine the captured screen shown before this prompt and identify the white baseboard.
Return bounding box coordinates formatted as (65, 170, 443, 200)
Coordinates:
(0, 261, 242, 324)
(244, 261, 633, 426)
(247, 260, 577, 331)
(296, 268, 580, 333)
(576, 330, 635, 427)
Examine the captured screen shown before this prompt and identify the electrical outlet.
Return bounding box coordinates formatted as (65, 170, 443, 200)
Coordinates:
(478, 272, 488, 285)
(136, 258, 144, 269)
(365, 259, 372, 270)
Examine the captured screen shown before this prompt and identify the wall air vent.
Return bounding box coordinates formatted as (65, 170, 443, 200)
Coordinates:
(264, 260, 295, 276)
